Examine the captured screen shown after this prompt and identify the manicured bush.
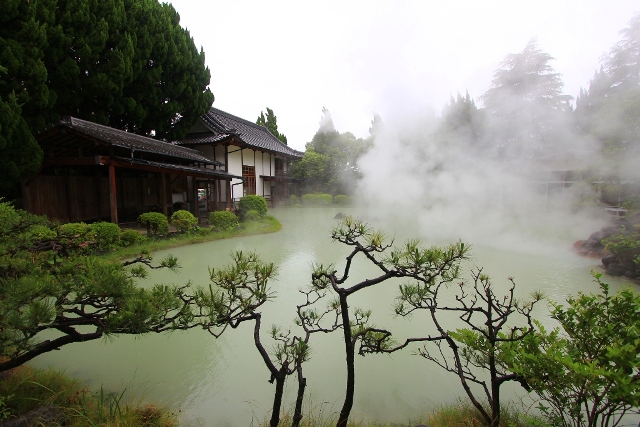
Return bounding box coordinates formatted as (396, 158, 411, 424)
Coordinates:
(57, 222, 92, 239)
(91, 221, 122, 248)
(208, 210, 239, 231)
(244, 210, 260, 222)
(288, 195, 300, 206)
(120, 229, 147, 246)
(301, 193, 333, 206)
(57, 222, 95, 249)
(171, 210, 198, 233)
(27, 224, 56, 241)
(333, 194, 351, 206)
(238, 195, 267, 217)
(138, 212, 169, 236)
(194, 226, 211, 236)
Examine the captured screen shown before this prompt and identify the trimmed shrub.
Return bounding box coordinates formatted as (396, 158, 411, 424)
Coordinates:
(208, 210, 239, 231)
(302, 193, 333, 206)
(57, 222, 92, 239)
(91, 222, 122, 248)
(138, 212, 169, 236)
(28, 224, 56, 241)
(244, 210, 260, 222)
(333, 194, 351, 206)
(238, 195, 267, 218)
(171, 210, 198, 233)
(57, 222, 95, 251)
(288, 195, 300, 206)
(194, 226, 211, 236)
(120, 229, 147, 246)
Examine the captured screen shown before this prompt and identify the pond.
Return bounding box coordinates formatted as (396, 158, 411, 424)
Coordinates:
(33, 207, 627, 427)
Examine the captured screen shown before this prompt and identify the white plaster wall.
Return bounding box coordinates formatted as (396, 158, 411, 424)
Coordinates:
(191, 143, 289, 202)
(227, 149, 243, 201)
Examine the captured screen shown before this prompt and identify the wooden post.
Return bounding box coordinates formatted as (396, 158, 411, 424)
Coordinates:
(108, 165, 118, 224)
(193, 179, 199, 217)
(161, 172, 168, 217)
(96, 169, 102, 221)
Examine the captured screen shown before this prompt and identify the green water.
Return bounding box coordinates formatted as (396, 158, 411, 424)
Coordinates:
(32, 207, 628, 426)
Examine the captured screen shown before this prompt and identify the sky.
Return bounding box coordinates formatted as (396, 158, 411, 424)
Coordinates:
(167, 0, 639, 152)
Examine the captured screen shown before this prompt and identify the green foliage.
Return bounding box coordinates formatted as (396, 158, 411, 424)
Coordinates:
(295, 108, 372, 195)
(302, 193, 333, 206)
(57, 222, 92, 238)
(510, 273, 640, 427)
(427, 400, 552, 427)
(0, 364, 178, 426)
(26, 225, 56, 241)
(575, 13, 640, 164)
(238, 195, 268, 217)
(309, 217, 470, 427)
(288, 194, 300, 206)
(244, 209, 261, 221)
(193, 226, 212, 236)
(0, 0, 213, 191)
(0, 202, 195, 373)
(57, 222, 95, 250)
(194, 251, 277, 337)
(170, 209, 198, 233)
(603, 225, 640, 275)
(208, 210, 239, 231)
(481, 39, 572, 159)
(393, 259, 542, 427)
(0, 0, 49, 198)
(256, 107, 288, 145)
(90, 221, 122, 249)
(436, 91, 483, 149)
(120, 229, 147, 247)
(138, 212, 169, 236)
(333, 195, 351, 206)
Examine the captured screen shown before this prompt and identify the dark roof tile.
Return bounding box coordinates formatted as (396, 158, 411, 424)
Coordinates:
(181, 108, 303, 159)
(61, 116, 221, 165)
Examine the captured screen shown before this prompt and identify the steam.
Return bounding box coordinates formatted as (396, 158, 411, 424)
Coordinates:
(356, 109, 607, 254)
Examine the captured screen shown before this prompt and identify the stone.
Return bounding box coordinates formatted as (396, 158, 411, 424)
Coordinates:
(606, 263, 627, 277)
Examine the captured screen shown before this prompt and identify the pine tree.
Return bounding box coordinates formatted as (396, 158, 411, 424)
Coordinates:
(256, 107, 288, 145)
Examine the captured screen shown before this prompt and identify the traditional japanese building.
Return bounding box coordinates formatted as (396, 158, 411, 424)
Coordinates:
(178, 107, 303, 209)
(23, 116, 240, 224)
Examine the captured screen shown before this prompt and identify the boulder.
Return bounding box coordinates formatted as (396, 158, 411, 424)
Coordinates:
(606, 263, 627, 277)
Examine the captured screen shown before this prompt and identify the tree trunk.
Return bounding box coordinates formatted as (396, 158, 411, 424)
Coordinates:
(489, 349, 500, 427)
(270, 371, 286, 427)
(291, 365, 307, 427)
(336, 293, 354, 427)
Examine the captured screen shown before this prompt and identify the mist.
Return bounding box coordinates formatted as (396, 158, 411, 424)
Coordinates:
(356, 125, 606, 255)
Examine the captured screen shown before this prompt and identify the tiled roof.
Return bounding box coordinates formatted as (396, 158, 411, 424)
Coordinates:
(181, 108, 303, 159)
(60, 116, 222, 165)
(111, 157, 241, 179)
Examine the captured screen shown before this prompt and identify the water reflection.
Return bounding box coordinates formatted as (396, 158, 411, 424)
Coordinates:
(32, 207, 628, 426)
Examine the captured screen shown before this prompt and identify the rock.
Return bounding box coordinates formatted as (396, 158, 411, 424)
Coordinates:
(602, 254, 617, 268)
(1, 405, 64, 427)
(606, 263, 627, 277)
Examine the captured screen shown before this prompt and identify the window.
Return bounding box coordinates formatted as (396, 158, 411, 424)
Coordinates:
(242, 165, 256, 195)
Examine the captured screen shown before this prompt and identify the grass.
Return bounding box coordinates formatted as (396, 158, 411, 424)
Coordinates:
(106, 214, 282, 261)
(0, 364, 177, 427)
(425, 400, 551, 427)
(256, 399, 550, 427)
